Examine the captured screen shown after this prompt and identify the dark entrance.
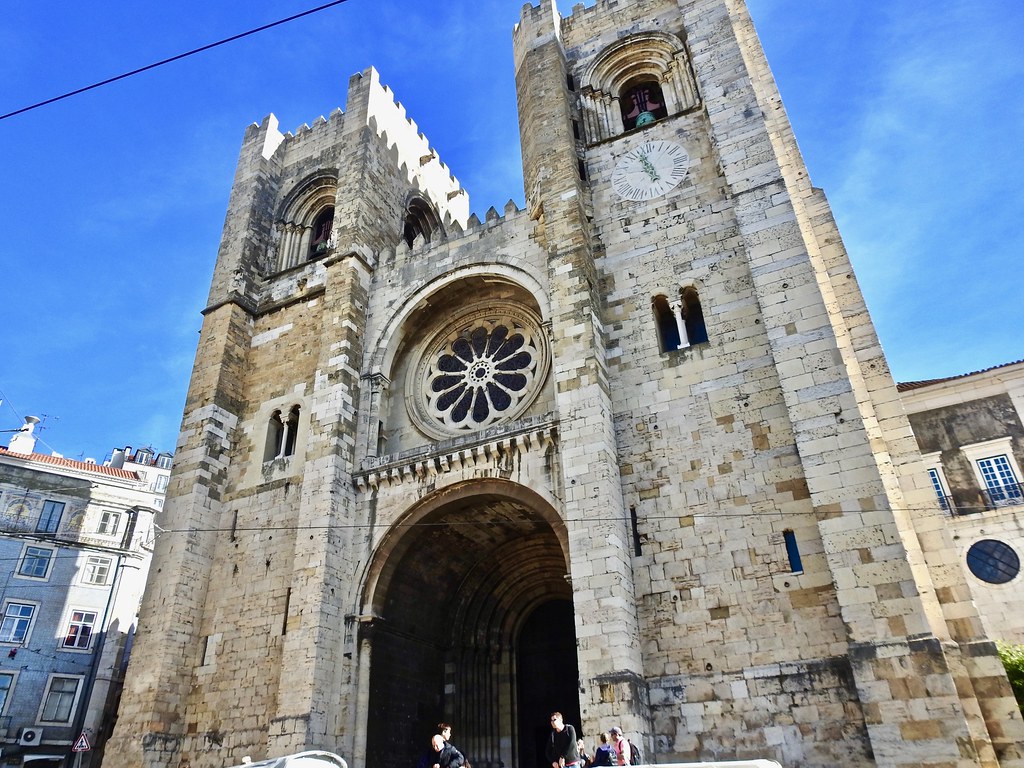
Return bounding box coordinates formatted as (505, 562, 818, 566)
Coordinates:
(363, 487, 578, 768)
(516, 600, 581, 768)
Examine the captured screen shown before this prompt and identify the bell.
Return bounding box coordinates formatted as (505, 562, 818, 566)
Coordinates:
(635, 111, 657, 127)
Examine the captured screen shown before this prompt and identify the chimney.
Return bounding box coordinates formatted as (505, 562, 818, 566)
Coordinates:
(8, 416, 40, 454)
(109, 449, 126, 469)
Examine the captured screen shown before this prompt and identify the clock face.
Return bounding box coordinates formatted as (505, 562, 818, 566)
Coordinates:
(611, 140, 690, 201)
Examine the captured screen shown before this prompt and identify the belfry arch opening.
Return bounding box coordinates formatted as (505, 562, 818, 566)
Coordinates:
(361, 484, 579, 768)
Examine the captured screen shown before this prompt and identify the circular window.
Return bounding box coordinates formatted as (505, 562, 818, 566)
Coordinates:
(965, 539, 1020, 585)
(408, 302, 549, 439)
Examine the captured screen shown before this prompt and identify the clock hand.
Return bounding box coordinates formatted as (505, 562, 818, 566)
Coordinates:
(638, 152, 660, 182)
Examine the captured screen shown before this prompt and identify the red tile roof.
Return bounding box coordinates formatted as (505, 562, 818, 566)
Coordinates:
(897, 358, 1024, 392)
(0, 447, 140, 480)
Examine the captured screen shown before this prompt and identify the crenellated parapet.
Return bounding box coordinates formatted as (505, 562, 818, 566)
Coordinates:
(376, 198, 529, 265)
(349, 67, 469, 230)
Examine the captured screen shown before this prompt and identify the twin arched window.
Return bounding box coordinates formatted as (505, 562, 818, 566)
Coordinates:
(653, 287, 708, 353)
(265, 406, 301, 462)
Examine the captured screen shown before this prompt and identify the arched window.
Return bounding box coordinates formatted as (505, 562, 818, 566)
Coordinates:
(403, 198, 441, 248)
(309, 208, 335, 257)
(653, 295, 681, 352)
(283, 405, 300, 457)
(265, 406, 301, 462)
(264, 405, 299, 460)
(274, 175, 338, 272)
(579, 32, 699, 143)
(653, 287, 709, 353)
(264, 411, 284, 462)
(621, 79, 669, 131)
(681, 286, 708, 345)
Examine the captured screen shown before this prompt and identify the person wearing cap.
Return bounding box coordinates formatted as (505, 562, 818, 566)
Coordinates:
(546, 712, 582, 768)
(608, 728, 631, 766)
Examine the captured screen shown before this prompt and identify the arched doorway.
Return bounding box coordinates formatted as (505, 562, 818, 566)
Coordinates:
(362, 486, 579, 768)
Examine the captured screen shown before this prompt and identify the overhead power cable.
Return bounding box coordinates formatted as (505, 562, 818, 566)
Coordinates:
(0, 0, 352, 122)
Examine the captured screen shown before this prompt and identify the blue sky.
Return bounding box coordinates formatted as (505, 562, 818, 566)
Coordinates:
(2, 1, 1022, 460)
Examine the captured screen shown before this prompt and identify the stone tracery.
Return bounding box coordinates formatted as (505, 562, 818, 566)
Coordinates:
(410, 304, 549, 438)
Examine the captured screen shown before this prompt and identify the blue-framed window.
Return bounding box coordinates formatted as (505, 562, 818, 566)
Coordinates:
(966, 539, 1020, 585)
(0, 602, 35, 644)
(977, 455, 1023, 504)
(36, 500, 65, 533)
(927, 468, 950, 511)
(18, 546, 54, 579)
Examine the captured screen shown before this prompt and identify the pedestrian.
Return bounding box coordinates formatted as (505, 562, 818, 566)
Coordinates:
(577, 738, 593, 768)
(545, 712, 582, 768)
(608, 728, 631, 766)
(431, 733, 465, 768)
(592, 733, 614, 767)
(438, 723, 470, 768)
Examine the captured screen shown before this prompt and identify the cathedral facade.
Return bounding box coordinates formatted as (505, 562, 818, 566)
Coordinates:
(106, 2, 1024, 767)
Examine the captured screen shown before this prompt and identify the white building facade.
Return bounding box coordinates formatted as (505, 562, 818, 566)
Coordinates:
(900, 360, 1024, 645)
(0, 420, 167, 767)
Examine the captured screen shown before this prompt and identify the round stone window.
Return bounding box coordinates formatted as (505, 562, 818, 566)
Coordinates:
(965, 539, 1020, 585)
(408, 303, 549, 439)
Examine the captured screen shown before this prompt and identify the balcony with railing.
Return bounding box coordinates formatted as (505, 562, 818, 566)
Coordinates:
(980, 482, 1024, 511)
(936, 494, 958, 515)
(944, 483, 1024, 516)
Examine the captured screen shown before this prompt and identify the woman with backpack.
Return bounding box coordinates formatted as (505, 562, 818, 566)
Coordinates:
(591, 733, 615, 767)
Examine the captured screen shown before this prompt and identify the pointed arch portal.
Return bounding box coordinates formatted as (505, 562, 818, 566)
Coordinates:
(362, 484, 580, 768)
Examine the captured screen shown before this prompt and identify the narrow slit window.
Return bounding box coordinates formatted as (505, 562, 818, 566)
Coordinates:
(630, 505, 642, 556)
(783, 530, 803, 573)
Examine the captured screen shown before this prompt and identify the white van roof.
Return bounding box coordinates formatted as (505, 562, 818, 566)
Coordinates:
(227, 751, 347, 768)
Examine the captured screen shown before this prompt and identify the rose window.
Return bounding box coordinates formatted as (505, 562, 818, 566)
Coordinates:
(409, 306, 549, 438)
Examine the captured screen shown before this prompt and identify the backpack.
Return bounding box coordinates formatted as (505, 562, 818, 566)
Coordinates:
(627, 739, 642, 765)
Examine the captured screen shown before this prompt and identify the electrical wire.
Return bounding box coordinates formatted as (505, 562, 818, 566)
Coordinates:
(0, 0, 353, 122)
(0, 501, 988, 544)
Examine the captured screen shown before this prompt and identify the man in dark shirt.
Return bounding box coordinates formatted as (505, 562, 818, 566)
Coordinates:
(545, 712, 582, 768)
(431, 734, 465, 768)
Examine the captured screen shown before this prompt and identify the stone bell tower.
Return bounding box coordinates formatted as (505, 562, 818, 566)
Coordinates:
(513, 0, 1023, 766)
(106, 2, 1022, 768)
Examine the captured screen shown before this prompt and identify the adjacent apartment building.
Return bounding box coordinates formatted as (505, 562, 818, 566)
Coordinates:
(0, 417, 169, 767)
(899, 359, 1024, 645)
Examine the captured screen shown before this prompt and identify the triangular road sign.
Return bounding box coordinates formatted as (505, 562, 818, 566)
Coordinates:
(72, 733, 91, 752)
